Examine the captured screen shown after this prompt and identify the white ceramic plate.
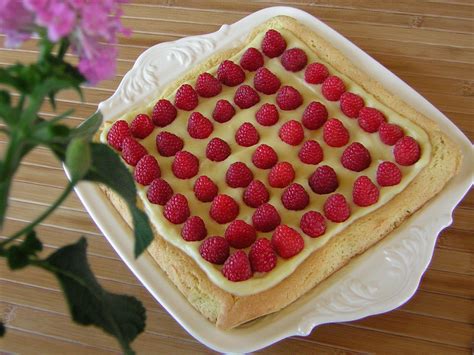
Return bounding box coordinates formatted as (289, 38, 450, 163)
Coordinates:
(73, 7, 473, 353)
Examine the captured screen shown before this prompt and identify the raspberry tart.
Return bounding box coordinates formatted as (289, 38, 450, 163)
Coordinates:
(99, 16, 461, 329)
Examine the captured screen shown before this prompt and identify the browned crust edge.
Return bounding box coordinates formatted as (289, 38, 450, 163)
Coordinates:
(98, 15, 462, 330)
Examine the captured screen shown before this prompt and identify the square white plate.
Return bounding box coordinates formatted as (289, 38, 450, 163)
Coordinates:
(73, 6, 473, 353)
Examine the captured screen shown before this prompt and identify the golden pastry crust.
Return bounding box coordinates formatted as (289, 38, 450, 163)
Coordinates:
(99, 16, 461, 329)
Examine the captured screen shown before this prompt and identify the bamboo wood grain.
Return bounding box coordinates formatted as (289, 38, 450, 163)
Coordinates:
(1, 1, 473, 353)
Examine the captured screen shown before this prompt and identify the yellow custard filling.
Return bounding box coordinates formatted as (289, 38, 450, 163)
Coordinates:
(100, 28, 430, 296)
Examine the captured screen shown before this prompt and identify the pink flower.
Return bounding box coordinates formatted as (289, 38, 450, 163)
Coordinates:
(35, 2, 76, 42)
(0, 0, 34, 47)
(78, 46, 117, 85)
(0, 0, 130, 84)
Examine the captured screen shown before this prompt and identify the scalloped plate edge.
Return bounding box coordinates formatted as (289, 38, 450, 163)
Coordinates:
(75, 6, 473, 353)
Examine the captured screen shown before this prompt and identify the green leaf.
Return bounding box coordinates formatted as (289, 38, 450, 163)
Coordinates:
(6, 245, 29, 270)
(66, 138, 91, 182)
(43, 237, 145, 353)
(33, 123, 71, 145)
(0, 102, 17, 126)
(84, 143, 153, 257)
(85, 143, 136, 203)
(0, 90, 10, 105)
(71, 111, 103, 140)
(21, 78, 79, 124)
(0, 66, 26, 92)
(130, 207, 154, 258)
(48, 92, 57, 110)
(5, 230, 43, 269)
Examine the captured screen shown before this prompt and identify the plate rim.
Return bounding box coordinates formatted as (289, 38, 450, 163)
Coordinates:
(74, 6, 473, 353)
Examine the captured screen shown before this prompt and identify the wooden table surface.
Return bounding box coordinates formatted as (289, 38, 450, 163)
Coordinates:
(0, 1, 473, 354)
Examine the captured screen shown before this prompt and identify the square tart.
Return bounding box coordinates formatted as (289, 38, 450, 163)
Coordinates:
(99, 16, 461, 329)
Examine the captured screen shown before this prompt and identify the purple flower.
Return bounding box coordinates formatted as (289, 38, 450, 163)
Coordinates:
(0, 0, 130, 84)
(78, 45, 117, 85)
(0, 0, 34, 47)
(70, 1, 130, 83)
(35, 2, 76, 42)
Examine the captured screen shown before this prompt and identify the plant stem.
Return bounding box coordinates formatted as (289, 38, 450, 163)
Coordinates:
(0, 131, 23, 226)
(57, 38, 70, 60)
(0, 182, 75, 246)
(18, 94, 26, 112)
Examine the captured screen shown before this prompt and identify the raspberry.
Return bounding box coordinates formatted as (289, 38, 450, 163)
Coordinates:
(121, 137, 147, 166)
(225, 220, 257, 249)
(341, 142, 372, 172)
(212, 99, 235, 123)
(210, 194, 239, 224)
(323, 119, 350, 147)
(340, 92, 364, 118)
(279, 120, 304, 146)
(107, 120, 130, 151)
(181, 216, 207, 242)
(226, 162, 253, 188)
(187, 112, 213, 139)
(235, 122, 260, 147)
(281, 183, 310, 211)
(217, 60, 245, 87)
(243, 180, 270, 208)
(304, 62, 329, 84)
(324, 193, 351, 222)
(281, 48, 308, 72)
(234, 85, 260, 109)
(134, 154, 160, 186)
(261, 29, 287, 58)
(199, 236, 229, 264)
(309, 165, 339, 194)
(394, 136, 421, 166)
(155, 131, 184, 157)
(298, 140, 324, 165)
(195, 72, 222, 98)
(164, 193, 190, 224)
(353, 176, 379, 207)
(206, 137, 231, 162)
(322, 76, 346, 101)
(379, 122, 404, 146)
(174, 84, 198, 111)
(252, 203, 281, 232)
(377, 161, 402, 187)
(252, 144, 278, 169)
(253, 67, 281, 95)
(271, 225, 304, 259)
(358, 107, 385, 133)
(222, 250, 252, 282)
(276, 85, 303, 111)
(268, 162, 295, 188)
(172, 150, 199, 179)
(249, 238, 277, 273)
(147, 178, 173, 205)
(130, 114, 154, 139)
(300, 211, 326, 238)
(240, 47, 264, 71)
(151, 99, 177, 127)
(302, 101, 328, 130)
(194, 175, 218, 202)
(255, 103, 279, 126)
